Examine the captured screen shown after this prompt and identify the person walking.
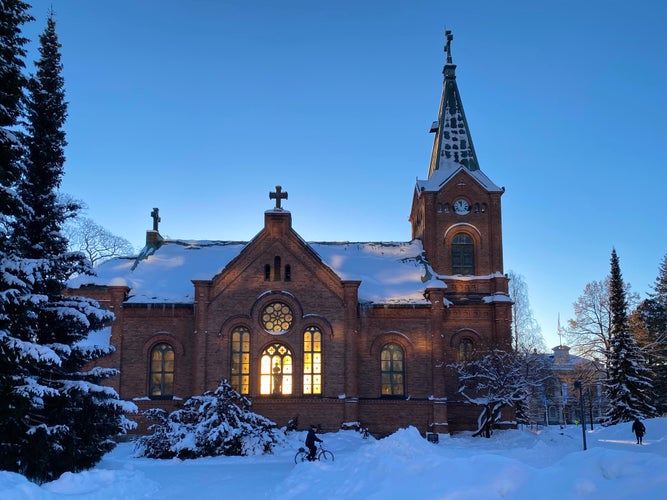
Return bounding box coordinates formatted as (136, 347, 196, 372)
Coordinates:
(631, 418, 646, 445)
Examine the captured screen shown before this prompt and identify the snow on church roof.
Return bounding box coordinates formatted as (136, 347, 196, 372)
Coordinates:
(416, 160, 503, 193)
(68, 239, 446, 305)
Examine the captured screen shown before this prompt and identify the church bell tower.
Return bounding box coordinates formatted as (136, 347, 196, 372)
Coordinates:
(409, 31, 507, 297)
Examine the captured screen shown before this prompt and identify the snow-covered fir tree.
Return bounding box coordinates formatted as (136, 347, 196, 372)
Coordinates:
(1, 10, 135, 483)
(629, 253, 667, 414)
(136, 380, 285, 459)
(605, 249, 656, 425)
(0, 0, 35, 476)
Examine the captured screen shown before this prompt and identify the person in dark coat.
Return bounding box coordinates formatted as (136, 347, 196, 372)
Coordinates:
(631, 418, 646, 445)
(305, 425, 322, 460)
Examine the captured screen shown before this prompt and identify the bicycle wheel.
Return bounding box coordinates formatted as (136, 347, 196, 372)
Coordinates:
(319, 450, 334, 462)
(294, 450, 308, 464)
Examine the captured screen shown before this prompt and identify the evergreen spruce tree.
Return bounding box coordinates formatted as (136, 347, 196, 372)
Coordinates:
(604, 249, 656, 424)
(0, 0, 36, 476)
(649, 254, 667, 305)
(2, 11, 136, 483)
(629, 253, 667, 414)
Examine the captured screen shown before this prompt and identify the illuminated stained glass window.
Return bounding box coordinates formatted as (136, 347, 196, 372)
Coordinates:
(260, 343, 292, 396)
(381, 343, 404, 397)
(149, 342, 174, 399)
(231, 326, 250, 394)
(459, 338, 474, 362)
(261, 302, 293, 334)
(303, 326, 322, 395)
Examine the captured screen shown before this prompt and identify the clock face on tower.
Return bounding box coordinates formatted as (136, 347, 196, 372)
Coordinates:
(453, 199, 470, 215)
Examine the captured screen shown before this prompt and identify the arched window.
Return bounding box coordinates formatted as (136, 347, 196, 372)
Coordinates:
(149, 342, 174, 399)
(381, 343, 404, 397)
(274, 256, 281, 281)
(260, 343, 292, 396)
(264, 264, 271, 281)
(303, 326, 322, 395)
(231, 326, 250, 394)
(285, 264, 291, 282)
(451, 233, 474, 275)
(459, 338, 474, 362)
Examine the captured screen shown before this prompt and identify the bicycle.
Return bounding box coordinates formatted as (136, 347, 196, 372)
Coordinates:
(294, 444, 334, 463)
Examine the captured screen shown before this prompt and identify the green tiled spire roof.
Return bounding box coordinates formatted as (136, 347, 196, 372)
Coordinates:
(427, 31, 480, 177)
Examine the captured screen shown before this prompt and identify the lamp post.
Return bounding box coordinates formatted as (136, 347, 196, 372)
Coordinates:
(574, 380, 587, 451)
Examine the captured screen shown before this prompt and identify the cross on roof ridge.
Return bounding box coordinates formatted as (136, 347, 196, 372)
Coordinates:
(269, 185, 288, 209)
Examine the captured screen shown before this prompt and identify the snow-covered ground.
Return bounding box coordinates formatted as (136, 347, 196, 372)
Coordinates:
(2, 418, 665, 499)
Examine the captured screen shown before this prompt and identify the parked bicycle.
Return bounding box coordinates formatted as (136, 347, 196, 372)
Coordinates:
(294, 443, 334, 463)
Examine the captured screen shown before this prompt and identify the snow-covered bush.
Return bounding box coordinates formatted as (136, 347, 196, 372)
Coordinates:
(135, 380, 285, 459)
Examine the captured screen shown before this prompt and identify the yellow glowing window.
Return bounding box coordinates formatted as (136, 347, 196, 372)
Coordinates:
(260, 343, 292, 395)
(231, 326, 250, 394)
(381, 343, 404, 397)
(261, 302, 293, 334)
(303, 326, 322, 395)
(149, 342, 174, 398)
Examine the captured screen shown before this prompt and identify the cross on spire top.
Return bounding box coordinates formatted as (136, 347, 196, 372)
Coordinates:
(150, 207, 161, 231)
(444, 30, 454, 64)
(269, 185, 288, 209)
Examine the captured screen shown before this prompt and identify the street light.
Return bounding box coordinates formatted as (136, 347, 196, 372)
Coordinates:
(574, 380, 587, 451)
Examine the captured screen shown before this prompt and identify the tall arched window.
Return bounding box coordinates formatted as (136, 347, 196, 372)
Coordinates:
(231, 326, 250, 394)
(381, 343, 405, 397)
(260, 343, 292, 396)
(303, 326, 322, 395)
(149, 342, 174, 398)
(273, 256, 281, 281)
(451, 233, 474, 275)
(459, 338, 474, 362)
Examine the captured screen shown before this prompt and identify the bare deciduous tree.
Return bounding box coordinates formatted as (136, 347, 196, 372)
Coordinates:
(64, 217, 136, 266)
(452, 350, 552, 437)
(508, 270, 546, 353)
(565, 277, 639, 369)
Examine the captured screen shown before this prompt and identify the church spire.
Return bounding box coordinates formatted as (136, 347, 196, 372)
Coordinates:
(427, 31, 480, 177)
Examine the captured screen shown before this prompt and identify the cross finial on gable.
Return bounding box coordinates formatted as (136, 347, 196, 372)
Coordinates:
(269, 185, 288, 209)
(150, 207, 161, 231)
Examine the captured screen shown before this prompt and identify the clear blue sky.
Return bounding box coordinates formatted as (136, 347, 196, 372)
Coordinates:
(23, 1, 666, 350)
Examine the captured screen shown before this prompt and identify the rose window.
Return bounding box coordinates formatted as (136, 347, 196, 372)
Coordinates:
(261, 302, 293, 334)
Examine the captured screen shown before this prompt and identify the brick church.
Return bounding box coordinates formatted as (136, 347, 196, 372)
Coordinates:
(68, 33, 513, 436)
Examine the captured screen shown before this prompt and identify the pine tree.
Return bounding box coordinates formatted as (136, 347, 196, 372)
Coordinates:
(604, 249, 656, 424)
(1, 11, 136, 483)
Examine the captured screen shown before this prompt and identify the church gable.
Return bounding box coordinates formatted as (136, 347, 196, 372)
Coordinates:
(205, 210, 347, 304)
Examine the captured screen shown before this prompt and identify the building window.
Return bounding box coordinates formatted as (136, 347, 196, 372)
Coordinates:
(261, 302, 293, 334)
(303, 326, 322, 395)
(285, 264, 291, 282)
(274, 256, 281, 281)
(149, 342, 174, 399)
(231, 326, 250, 394)
(459, 338, 474, 362)
(264, 264, 271, 281)
(451, 233, 474, 275)
(260, 343, 292, 396)
(381, 343, 404, 397)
